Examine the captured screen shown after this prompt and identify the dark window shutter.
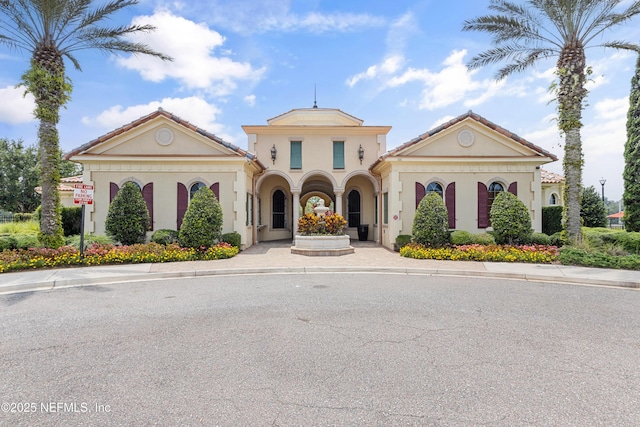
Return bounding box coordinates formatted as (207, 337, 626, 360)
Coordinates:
(508, 181, 517, 196)
(478, 182, 488, 228)
(446, 182, 456, 229)
(110, 182, 119, 202)
(177, 183, 188, 230)
(142, 183, 154, 231)
(210, 182, 220, 201)
(415, 182, 426, 208)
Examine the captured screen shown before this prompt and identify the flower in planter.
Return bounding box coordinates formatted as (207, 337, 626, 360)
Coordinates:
(297, 212, 346, 235)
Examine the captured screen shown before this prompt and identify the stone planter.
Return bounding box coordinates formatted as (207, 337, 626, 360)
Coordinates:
(291, 235, 354, 256)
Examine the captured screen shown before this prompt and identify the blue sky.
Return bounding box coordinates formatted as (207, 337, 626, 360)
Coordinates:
(1, 0, 639, 201)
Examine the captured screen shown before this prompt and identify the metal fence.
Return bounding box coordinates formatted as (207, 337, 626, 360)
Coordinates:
(0, 213, 14, 224)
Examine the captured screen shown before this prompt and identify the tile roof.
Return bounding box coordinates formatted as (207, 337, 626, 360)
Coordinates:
(540, 169, 565, 184)
(370, 110, 558, 170)
(63, 108, 265, 169)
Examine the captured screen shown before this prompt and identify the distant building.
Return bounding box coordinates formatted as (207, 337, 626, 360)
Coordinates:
(35, 175, 83, 208)
(65, 107, 560, 249)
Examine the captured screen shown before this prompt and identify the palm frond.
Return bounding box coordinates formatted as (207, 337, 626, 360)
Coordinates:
(596, 40, 640, 53)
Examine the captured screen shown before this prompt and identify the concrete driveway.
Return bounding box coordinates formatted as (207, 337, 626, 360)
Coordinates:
(1, 272, 639, 426)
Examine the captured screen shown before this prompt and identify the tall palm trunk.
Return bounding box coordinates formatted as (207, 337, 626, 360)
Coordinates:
(557, 41, 587, 244)
(30, 45, 67, 247)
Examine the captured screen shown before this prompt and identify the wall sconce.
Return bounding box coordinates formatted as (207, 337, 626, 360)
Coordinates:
(270, 144, 277, 164)
(357, 144, 364, 164)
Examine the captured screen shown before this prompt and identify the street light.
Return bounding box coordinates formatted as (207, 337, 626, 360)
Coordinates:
(599, 178, 606, 203)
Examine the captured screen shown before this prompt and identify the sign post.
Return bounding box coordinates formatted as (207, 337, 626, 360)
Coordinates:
(73, 184, 94, 259)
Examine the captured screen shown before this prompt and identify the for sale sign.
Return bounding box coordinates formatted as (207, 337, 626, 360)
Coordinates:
(73, 184, 94, 205)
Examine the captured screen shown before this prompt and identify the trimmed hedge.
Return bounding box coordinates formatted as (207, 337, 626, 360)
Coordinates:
(542, 206, 563, 235)
(490, 192, 531, 244)
(221, 232, 242, 248)
(412, 192, 449, 246)
(151, 229, 179, 245)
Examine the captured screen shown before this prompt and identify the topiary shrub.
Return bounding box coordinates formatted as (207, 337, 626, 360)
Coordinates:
(393, 234, 412, 251)
(61, 206, 82, 236)
(105, 182, 150, 245)
(550, 231, 567, 247)
(151, 229, 179, 245)
(412, 192, 449, 246)
(490, 191, 532, 244)
(179, 186, 223, 248)
(542, 206, 563, 235)
(221, 232, 242, 248)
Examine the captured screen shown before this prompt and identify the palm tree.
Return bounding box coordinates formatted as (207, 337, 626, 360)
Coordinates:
(0, 0, 171, 247)
(463, 0, 640, 244)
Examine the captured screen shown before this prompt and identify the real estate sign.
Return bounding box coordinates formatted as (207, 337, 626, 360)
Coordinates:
(73, 184, 94, 205)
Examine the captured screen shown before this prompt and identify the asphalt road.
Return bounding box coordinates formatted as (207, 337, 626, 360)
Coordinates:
(1, 273, 639, 426)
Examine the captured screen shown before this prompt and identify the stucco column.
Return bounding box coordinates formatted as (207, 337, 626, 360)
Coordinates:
(334, 191, 344, 216)
(292, 190, 300, 236)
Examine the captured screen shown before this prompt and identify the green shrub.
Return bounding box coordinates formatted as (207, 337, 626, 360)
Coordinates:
(490, 191, 532, 244)
(559, 247, 640, 270)
(599, 230, 640, 254)
(528, 232, 552, 245)
(105, 182, 150, 245)
(550, 231, 567, 247)
(13, 212, 34, 222)
(65, 234, 114, 250)
(151, 229, 179, 245)
(61, 206, 82, 236)
(412, 192, 449, 246)
(179, 187, 223, 248)
(15, 234, 40, 249)
(450, 230, 474, 245)
(581, 186, 607, 228)
(395, 234, 412, 248)
(542, 206, 563, 235)
(0, 236, 18, 251)
(475, 233, 496, 245)
(221, 232, 242, 248)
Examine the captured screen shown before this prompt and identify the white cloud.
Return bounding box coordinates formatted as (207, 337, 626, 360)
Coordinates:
(0, 86, 35, 124)
(82, 96, 229, 139)
(184, 1, 385, 35)
(346, 55, 404, 87)
(385, 50, 502, 110)
(116, 9, 265, 96)
(244, 94, 256, 107)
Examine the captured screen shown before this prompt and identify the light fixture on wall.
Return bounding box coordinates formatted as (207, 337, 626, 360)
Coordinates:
(271, 144, 277, 164)
(358, 144, 364, 164)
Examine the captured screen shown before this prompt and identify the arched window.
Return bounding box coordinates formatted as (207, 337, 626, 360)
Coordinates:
(426, 182, 444, 198)
(347, 190, 361, 227)
(549, 193, 558, 205)
(488, 182, 504, 224)
(190, 182, 206, 200)
(272, 190, 286, 229)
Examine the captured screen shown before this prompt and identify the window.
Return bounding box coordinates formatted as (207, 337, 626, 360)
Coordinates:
(290, 141, 302, 169)
(426, 182, 443, 198)
(488, 182, 504, 225)
(550, 193, 558, 205)
(333, 141, 344, 169)
(190, 182, 206, 200)
(383, 192, 388, 225)
(374, 195, 378, 225)
(272, 190, 286, 229)
(246, 192, 253, 226)
(347, 190, 361, 227)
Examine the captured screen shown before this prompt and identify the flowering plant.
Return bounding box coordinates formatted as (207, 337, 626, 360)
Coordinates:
(297, 212, 347, 235)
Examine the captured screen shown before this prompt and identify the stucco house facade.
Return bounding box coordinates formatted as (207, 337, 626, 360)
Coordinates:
(65, 107, 561, 250)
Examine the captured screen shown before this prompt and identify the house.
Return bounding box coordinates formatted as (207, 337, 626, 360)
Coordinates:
(65, 107, 560, 249)
(35, 175, 84, 208)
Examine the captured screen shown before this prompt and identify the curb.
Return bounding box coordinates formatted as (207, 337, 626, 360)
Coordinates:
(1, 266, 639, 295)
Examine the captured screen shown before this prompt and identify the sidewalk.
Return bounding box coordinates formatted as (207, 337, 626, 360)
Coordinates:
(1, 241, 639, 295)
